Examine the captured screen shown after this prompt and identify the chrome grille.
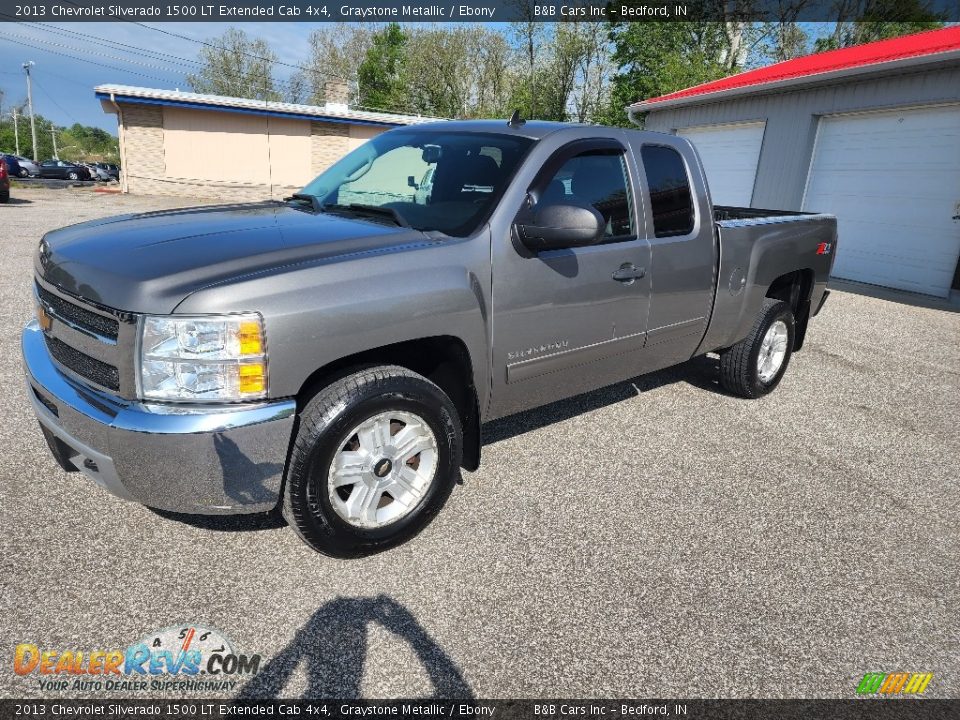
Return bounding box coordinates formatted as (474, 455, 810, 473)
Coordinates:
(36, 283, 119, 340)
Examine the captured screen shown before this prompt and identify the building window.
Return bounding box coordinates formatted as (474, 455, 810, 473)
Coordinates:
(641, 145, 694, 237)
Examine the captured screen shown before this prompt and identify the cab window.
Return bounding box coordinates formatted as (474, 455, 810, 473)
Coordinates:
(640, 145, 694, 237)
(538, 150, 635, 241)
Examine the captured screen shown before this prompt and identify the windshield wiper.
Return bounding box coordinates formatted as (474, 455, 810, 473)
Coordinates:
(322, 202, 410, 228)
(285, 193, 322, 212)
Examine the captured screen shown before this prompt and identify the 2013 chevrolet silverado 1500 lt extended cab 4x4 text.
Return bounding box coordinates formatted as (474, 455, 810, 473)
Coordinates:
(23, 119, 837, 556)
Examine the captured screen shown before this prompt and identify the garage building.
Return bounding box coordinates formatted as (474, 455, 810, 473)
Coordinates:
(96, 82, 437, 203)
(633, 27, 960, 298)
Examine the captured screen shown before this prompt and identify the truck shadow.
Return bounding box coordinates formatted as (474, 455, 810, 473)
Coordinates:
(149, 435, 286, 531)
(235, 595, 474, 699)
(149, 506, 286, 531)
(483, 354, 723, 445)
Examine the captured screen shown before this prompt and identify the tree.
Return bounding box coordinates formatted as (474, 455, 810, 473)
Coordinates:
(601, 22, 741, 126)
(292, 24, 376, 106)
(815, 0, 945, 51)
(186, 28, 281, 101)
(0, 111, 118, 162)
(403, 26, 514, 119)
(568, 22, 615, 123)
(509, 14, 547, 118)
(357, 24, 409, 113)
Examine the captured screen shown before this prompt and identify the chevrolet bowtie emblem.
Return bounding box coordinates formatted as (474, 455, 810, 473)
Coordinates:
(37, 304, 52, 332)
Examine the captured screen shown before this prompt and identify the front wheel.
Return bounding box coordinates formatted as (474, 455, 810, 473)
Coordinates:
(719, 298, 795, 398)
(18, 168, 28, 178)
(282, 365, 463, 557)
(67, 171, 78, 180)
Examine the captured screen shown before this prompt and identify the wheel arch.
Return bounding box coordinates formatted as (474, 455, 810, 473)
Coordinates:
(294, 335, 482, 472)
(765, 268, 815, 350)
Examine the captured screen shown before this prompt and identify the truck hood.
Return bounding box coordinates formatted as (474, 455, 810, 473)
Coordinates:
(36, 201, 433, 313)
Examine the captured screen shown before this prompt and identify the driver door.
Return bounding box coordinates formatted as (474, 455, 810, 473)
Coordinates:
(488, 139, 652, 419)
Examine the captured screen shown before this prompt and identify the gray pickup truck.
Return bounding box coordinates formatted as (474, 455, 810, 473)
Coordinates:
(23, 119, 837, 556)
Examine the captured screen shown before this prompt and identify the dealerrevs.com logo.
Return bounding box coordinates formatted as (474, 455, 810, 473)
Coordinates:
(856, 672, 934, 695)
(14, 625, 262, 693)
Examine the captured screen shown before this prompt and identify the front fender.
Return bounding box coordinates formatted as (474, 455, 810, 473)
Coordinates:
(174, 233, 492, 408)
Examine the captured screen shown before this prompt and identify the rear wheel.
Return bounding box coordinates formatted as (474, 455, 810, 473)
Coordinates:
(719, 298, 795, 398)
(282, 365, 462, 557)
(18, 168, 28, 178)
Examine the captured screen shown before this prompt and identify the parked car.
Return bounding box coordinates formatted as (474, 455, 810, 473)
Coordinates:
(23, 119, 837, 557)
(95, 162, 120, 180)
(0, 157, 9, 203)
(14, 156, 40, 177)
(83, 163, 112, 181)
(2, 154, 25, 179)
(37, 160, 91, 181)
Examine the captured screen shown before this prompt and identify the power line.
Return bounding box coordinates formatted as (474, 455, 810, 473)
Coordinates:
(15, 21, 206, 69)
(0, 34, 188, 86)
(3, 21, 320, 103)
(32, 76, 82, 125)
(0, 30, 199, 74)
(3, 16, 431, 118)
(129, 21, 352, 81)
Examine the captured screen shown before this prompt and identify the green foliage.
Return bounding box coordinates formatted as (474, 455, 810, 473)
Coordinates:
(358, 24, 410, 113)
(186, 28, 282, 101)
(815, 0, 945, 51)
(600, 23, 736, 126)
(0, 112, 118, 162)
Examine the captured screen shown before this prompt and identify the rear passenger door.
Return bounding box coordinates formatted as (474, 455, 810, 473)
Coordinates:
(626, 140, 716, 367)
(488, 138, 653, 418)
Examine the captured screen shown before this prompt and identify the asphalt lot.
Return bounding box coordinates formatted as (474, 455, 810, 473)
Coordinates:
(12, 176, 119, 190)
(2, 187, 958, 699)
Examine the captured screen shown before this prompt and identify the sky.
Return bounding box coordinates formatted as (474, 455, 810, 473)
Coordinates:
(0, 22, 328, 134)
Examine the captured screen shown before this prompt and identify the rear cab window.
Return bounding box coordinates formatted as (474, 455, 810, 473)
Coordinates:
(640, 145, 695, 237)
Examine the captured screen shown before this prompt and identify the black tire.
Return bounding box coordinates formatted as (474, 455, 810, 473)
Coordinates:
(282, 365, 462, 557)
(67, 172, 78, 180)
(18, 168, 28, 178)
(719, 298, 795, 399)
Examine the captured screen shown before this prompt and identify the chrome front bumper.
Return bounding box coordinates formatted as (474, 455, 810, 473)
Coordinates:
(22, 321, 297, 514)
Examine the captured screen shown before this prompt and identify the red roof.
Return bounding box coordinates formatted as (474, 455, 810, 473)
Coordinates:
(632, 26, 960, 111)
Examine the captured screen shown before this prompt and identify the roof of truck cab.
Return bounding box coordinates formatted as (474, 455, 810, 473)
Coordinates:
(400, 119, 589, 139)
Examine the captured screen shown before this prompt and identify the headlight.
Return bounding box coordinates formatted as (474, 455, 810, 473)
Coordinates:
(138, 314, 267, 402)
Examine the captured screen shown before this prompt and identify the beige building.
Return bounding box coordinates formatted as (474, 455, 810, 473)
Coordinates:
(96, 83, 438, 201)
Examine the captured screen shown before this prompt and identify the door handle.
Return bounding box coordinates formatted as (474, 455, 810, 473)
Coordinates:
(612, 263, 646, 283)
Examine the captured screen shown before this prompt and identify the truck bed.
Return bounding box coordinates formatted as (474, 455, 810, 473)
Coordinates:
(713, 206, 817, 222)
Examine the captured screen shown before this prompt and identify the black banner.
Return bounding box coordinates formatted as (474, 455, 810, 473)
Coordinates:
(0, 0, 958, 23)
(1, 700, 959, 719)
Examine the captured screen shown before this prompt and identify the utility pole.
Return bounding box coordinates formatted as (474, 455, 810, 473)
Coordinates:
(12, 107, 20, 156)
(23, 61, 38, 162)
(50, 124, 58, 159)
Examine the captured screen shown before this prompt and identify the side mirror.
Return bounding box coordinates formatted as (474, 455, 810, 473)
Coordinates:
(407, 175, 419, 190)
(515, 203, 604, 252)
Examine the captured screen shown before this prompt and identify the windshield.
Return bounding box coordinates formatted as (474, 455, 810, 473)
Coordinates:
(298, 130, 535, 236)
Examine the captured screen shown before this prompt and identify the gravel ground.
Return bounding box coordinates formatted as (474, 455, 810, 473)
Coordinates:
(2, 187, 958, 700)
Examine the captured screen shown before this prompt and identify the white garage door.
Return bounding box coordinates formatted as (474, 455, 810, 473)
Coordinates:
(803, 105, 960, 297)
(677, 121, 765, 206)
